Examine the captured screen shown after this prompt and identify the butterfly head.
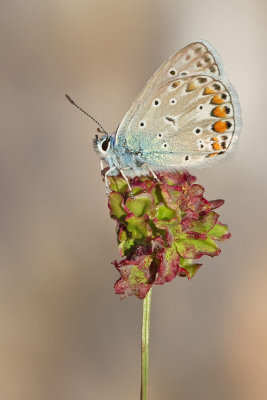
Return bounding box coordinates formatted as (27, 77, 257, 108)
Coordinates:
(93, 134, 114, 159)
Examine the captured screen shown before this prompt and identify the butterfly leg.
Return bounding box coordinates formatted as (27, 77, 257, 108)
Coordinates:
(145, 164, 161, 183)
(100, 159, 106, 180)
(104, 166, 117, 196)
(120, 168, 135, 199)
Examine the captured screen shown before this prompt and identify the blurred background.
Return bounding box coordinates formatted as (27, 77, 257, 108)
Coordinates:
(0, 0, 266, 399)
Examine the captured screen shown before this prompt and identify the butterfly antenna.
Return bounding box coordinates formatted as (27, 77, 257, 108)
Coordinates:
(65, 94, 108, 135)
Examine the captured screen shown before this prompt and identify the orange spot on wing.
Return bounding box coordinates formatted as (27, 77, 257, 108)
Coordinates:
(212, 121, 228, 133)
(212, 106, 227, 118)
(206, 153, 217, 158)
(204, 87, 215, 95)
(212, 95, 224, 104)
(212, 142, 223, 151)
(186, 81, 197, 92)
(171, 81, 180, 88)
(211, 136, 218, 142)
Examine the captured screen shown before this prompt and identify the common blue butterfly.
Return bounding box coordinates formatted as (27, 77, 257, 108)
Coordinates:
(67, 40, 241, 195)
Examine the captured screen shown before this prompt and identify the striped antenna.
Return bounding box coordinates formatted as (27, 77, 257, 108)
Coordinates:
(65, 94, 108, 135)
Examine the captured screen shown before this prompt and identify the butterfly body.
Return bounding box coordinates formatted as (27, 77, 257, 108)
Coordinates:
(94, 133, 149, 178)
(93, 40, 241, 189)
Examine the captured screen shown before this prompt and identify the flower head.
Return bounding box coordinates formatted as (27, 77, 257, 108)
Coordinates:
(108, 171, 230, 299)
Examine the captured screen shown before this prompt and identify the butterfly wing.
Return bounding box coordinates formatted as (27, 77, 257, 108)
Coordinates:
(116, 40, 224, 148)
(123, 74, 241, 169)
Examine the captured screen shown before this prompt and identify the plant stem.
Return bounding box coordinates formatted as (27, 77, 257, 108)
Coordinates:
(141, 288, 152, 400)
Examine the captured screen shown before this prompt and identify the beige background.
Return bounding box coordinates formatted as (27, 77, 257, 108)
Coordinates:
(1, 1, 267, 399)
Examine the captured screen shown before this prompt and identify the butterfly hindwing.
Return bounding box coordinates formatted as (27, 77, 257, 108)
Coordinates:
(125, 74, 240, 168)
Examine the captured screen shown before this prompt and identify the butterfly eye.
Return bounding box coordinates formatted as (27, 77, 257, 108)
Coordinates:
(101, 138, 110, 152)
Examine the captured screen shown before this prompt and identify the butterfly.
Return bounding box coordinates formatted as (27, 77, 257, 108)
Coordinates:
(66, 40, 241, 195)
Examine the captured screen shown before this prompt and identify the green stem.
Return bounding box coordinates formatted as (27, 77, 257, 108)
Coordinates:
(141, 288, 152, 400)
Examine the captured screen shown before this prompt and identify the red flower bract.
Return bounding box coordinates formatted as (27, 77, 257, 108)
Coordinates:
(108, 171, 230, 299)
